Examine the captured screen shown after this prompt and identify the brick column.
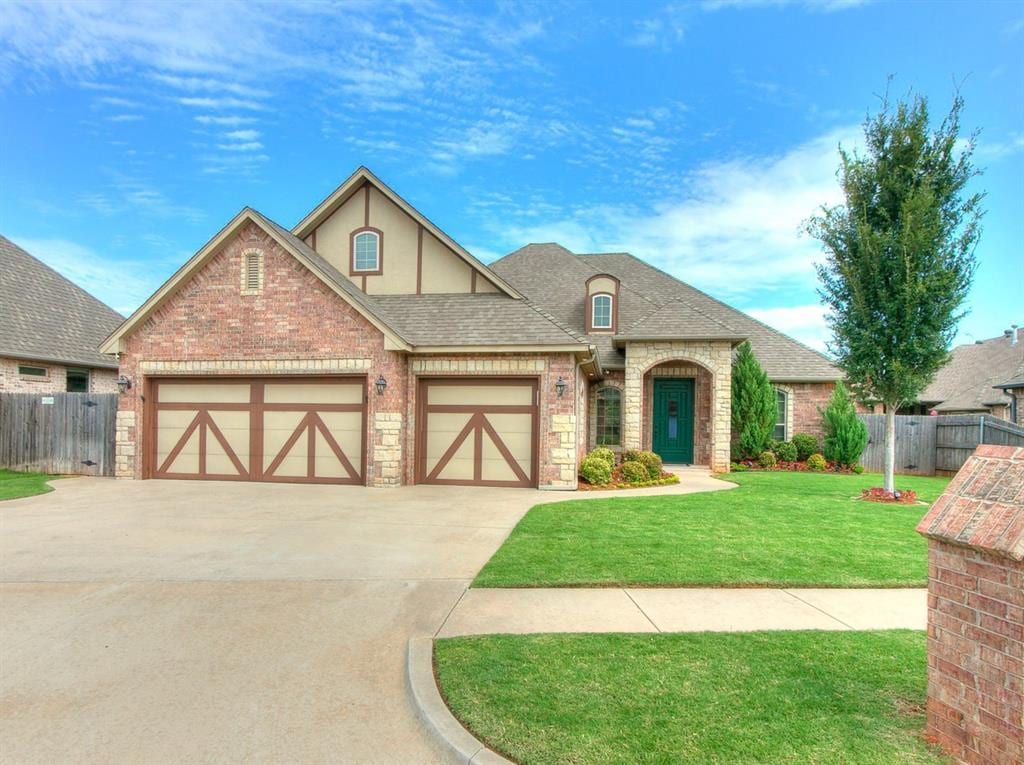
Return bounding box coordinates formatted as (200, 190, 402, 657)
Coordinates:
(916, 445, 1024, 765)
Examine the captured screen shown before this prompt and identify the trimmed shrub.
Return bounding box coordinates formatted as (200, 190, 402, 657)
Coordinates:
(852, 464, 865, 474)
(633, 450, 663, 479)
(807, 453, 827, 472)
(620, 460, 648, 484)
(588, 447, 616, 467)
(791, 433, 819, 461)
(821, 381, 869, 468)
(730, 462, 749, 472)
(731, 341, 777, 459)
(773, 440, 798, 462)
(758, 451, 777, 469)
(621, 449, 642, 464)
(580, 456, 612, 485)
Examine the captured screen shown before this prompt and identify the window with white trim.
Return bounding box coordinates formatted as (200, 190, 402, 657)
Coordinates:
(353, 231, 380, 272)
(591, 294, 613, 329)
(773, 388, 787, 440)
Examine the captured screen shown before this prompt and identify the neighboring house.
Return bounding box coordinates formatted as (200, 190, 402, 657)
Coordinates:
(903, 327, 1024, 422)
(0, 236, 122, 394)
(102, 167, 841, 488)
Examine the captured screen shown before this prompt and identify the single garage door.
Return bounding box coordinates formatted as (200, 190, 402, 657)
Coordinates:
(417, 378, 537, 487)
(150, 377, 366, 484)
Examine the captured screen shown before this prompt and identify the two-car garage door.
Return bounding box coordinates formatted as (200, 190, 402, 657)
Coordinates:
(151, 378, 366, 484)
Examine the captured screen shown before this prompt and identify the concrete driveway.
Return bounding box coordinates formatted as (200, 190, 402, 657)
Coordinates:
(0, 471, 727, 764)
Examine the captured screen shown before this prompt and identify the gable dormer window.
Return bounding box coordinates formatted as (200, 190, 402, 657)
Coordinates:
(585, 273, 619, 333)
(351, 228, 383, 274)
(592, 294, 613, 329)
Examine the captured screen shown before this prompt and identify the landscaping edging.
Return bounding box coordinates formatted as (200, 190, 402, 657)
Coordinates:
(406, 637, 513, 765)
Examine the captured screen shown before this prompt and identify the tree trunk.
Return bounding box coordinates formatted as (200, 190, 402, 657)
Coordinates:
(884, 404, 896, 493)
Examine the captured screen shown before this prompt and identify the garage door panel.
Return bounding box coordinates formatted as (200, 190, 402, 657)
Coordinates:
(419, 379, 537, 488)
(158, 383, 250, 404)
(151, 378, 365, 485)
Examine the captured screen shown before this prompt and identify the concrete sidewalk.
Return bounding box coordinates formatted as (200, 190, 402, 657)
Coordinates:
(437, 587, 926, 636)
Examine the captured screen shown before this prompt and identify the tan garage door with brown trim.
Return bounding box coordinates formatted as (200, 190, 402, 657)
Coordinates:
(149, 377, 366, 484)
(417, 378, 538, 488)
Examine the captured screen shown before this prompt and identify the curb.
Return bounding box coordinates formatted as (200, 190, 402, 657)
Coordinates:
(406, 637, 514, 765)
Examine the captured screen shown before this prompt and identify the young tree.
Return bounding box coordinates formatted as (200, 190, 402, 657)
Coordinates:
(821, 381, 869, 468)
(807, 91, 983, 491)
(731, 341, 777, 459)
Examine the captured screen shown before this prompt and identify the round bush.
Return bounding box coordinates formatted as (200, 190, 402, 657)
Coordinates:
(634, 450, 663, 479)
(588, 447, 616, 467)
(758, 450, 777, 469)
(621, 449, 643, 464)
(807, 453, 827, 472)
(619, 460, 648, 485)
(730, 462, 749, 472)
(580, 456, 612, 485)
(791, 433, 819, 462)
(773, 440, 798, 462)
(852, 464, 865, 474)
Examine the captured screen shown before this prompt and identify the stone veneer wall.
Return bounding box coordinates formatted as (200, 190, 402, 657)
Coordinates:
(624, 341, 732, 471)
(917, 445, 1023, 765)
(406, 353, 579, 489)
(0, 357, 118, 394)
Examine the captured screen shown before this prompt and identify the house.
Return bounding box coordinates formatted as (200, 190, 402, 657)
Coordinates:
(905, 327, 1024, 422)
(0, 236, 122, 393)
(102, 167, 841, 488)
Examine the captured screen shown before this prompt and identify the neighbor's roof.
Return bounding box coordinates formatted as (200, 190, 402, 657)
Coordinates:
(0, 235, 122, 369)
(919, 330, 1024, 412)
(917, 444, 1024, 561)
(490, 244, 840, 380)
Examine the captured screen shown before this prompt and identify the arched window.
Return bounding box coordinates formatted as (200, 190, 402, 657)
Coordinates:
(591, 294, 613, 329)
(352, 229, 381, 273)
(773, 388, 787, 440)
(595, 387, 621, 446)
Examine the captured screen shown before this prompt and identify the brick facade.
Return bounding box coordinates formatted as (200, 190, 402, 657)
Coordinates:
(782, 381, 833, 442)
(917, 445, 1024, 765)
(0, 356, 117, 394)
(114, 222, 579, 488)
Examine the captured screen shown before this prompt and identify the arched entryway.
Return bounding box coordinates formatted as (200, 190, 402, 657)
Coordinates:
(642, 361, 714, 465)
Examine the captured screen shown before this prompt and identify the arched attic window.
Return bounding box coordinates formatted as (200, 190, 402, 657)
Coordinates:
(585, 273, 619, 332)
(350, 228, 383, 274)
(592, 294, 613, 329)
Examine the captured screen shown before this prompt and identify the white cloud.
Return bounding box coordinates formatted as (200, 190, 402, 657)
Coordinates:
(224, 129, 260, 141)
(702, 0, 870, 10)
(485, 125, 862, 301)
(628, 6, 687, 49)
(11, 237, 160, 314)
(106, 113, 144, 122)
(747, 304, 832, 352)
(177, 96, 265, 111)
(194, 115, 256, 126)
(217, 141, 264, 152)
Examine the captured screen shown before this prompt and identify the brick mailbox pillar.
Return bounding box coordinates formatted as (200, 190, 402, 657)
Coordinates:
(916, 445, 1023, 765)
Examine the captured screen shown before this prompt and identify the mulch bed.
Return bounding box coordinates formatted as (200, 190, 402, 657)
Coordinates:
(578, 470, 680, 491)
(859, 487, 919, 504)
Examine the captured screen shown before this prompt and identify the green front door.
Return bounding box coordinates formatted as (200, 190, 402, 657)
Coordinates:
(652, 379, 695, 463)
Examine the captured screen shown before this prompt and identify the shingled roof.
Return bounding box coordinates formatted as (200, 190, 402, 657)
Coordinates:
(490, 244, 839, 380)
(918, 329, 1024, 412)
(0, 235, 121, 369)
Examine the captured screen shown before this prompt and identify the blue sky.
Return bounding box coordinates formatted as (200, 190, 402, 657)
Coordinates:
(1, 0, 1021, 352)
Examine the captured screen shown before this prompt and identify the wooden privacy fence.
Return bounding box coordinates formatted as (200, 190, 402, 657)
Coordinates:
(858, 413, 1024, 476)
(0, 392, 117, 476)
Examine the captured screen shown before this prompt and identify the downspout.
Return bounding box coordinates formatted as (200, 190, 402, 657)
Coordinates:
(574, 346, 600, 489)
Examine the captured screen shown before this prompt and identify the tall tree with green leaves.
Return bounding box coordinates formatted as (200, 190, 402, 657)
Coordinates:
(731, 341, 777, 460)
(807, 90, 983, 491)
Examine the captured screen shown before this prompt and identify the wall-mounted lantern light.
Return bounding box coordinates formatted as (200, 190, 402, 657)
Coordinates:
(554, 376, 567, 397)
(117, 375, 132, 394)
(375, 375, 388, 395)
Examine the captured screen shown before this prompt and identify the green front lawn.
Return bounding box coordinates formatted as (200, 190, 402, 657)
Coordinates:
(0, 469, 61, 501)
(475, 472, 949, 588)
(435, 631, 947, 765)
